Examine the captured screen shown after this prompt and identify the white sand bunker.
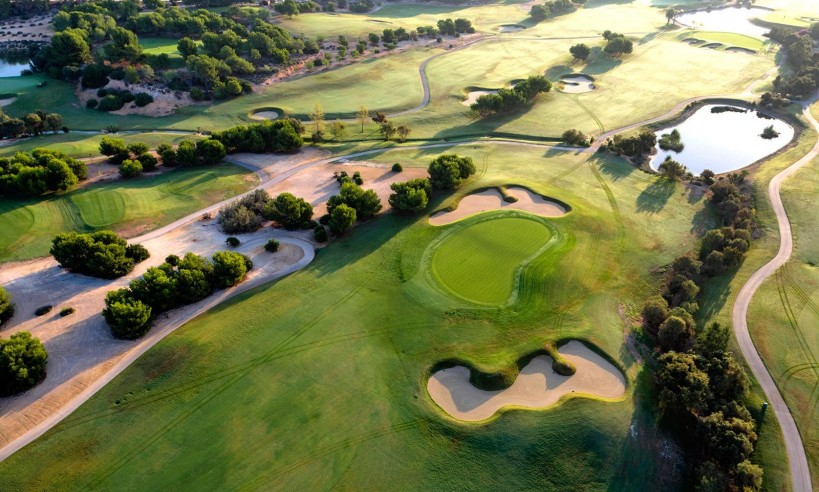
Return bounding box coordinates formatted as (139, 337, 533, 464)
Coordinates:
(428, 341, 626, 422)
(251, 110, 280, 120)
(498, 24, 525, 33)
(558, 74, 595, 94)
(462, 90, 497, 106)
(430, 186, 566, 225)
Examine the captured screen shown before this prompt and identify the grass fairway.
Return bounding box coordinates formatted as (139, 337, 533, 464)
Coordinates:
(0, 143, 725, 490)
(0, 163, 257, 262)
(681, 31, 768, 51)
(430, 214, 554, 304)
(0, 132, 203, 159)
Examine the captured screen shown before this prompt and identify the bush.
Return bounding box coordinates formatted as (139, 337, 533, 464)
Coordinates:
(137, 153, 158, 172)
(59, 307, 75, 317)
(165, 254, 180, 266)
(263, 192, 313, 230)
(329, 203, 356, 233)
(34, 305, 52, 316)
(427, 154, 476, 189)
(103, 289, 153, 340)
(0, 285, 14, 325)
(211, 251, 250, 288)
(265, 239, 280, 252)
(86, 99, 98, 109)
(314, 225, 328, 242)
(326, 182, 382, 219)
(218, 190, 271, 234)
(99, 136, 129, 164)
(119, 159, 143, 178)
(125, 243, 150, 263)
(97, 94, 124, 112)
(226, 236, 241, 247)
(51, 231, 148, 279)
(391, 162, 403, 172)
(134, 92, 154, 107)
(562, 129, 588, 146)
(0, 332, 48, 396)
(389, 178, 430, 213)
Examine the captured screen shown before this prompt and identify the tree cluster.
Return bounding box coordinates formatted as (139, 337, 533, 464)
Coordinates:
(0, 331, 48, 396)
(0, 108, 63, 139)
(562, 128, 590, 146)
(602, 30, 633, 56)
(327, 182, 382, 220)
(0, 148, 86, 197)
(103, 250, 252, 339)
(0, 284, 13, 325)
(470, 75, 552, 117)
(767, 24, 819, 97)
(658, 129, 684, 153)
(530, 0, 584, 22)
(210, 119, 304, 154)
(427, 154, 476, 190)
(0, 0, 49, 20)
(605, 129, 656, 158)
(218, 189, 315, 233)
(389, 178, 431, 213)
(50, 230, 150, 279)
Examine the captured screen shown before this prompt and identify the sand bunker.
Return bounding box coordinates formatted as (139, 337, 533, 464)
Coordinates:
(428, 341, 626, 422)
(251, 110, 280, 120)
(558, 74, 595, 94)
(462, 90, 497, 106)
(429, 186, 567, 225)
(701, 42, 723, 49)
(725, 47, 756, 55)
(498, 24, 526, 33)
(683, 38, 704, 45)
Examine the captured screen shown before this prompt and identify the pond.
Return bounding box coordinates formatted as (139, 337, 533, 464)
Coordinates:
(0, 57, 30, 77)
(650, 104, 795, 175)
(675, 7, 770, 37)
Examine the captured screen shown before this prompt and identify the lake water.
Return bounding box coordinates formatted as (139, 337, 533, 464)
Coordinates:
(650, 104, 794, 175)
(675, 7, 770, 37)
(0, 58, 29, 77)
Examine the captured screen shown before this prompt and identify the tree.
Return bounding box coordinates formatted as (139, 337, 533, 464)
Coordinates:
(389, 178, 430, 213)
(309, 101, 325, 135)
(427, 154, 476, 189)
(103, 27, 143, 62)
(51, 231, 147, 279)
(396, 124, 411, 142)
(329, 203, 356, 233)
(211, 251, 250, 288)
(733, 460, 763, 491)
(327, 182, 382, 219)
(562, 129, 588, 146)
(196, 139, 227, 165)
(357, 105, 369, 132)
(641, 297, 668, 332)
(275, 0, 299, 18)
(380, 121, 397, 141)
(658, 156, 687, 181)
(176, 140, 198, 167)
(99, 136, 129, 164)
(0, 332, 48, 396)
(329, 120, 347, 141)
(137, 153, 158, 172)
(665, 8, 678, 24)
(569, 43, 591, 61)
(0, 285, 14, 325)
(119, 159, 143, 178)
(604, 36, 633, 56)
(178, 37, 198, 59)
(697, 322, 730, 357)
(659, 315, 694, 352)
(102, 289, 153, 340)
(47, 29, 92, 68)
(657, 351, 709, 414)
(264, 192, 314, 229)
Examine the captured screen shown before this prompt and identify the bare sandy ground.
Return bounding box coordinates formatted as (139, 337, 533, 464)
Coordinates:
(427, 341, 626, 422)
(0, 14, 52, 42)
(429, 186, 567, 226)
(461, 90, 497, 106)
(558, 75, 595, 94)
(77, 79, 195, 117)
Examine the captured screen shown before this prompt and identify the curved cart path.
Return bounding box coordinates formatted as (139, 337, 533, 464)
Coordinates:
(731, 100, 819, 492)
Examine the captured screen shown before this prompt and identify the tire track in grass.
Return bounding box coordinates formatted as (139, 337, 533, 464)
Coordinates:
(780, 265, 819, 419)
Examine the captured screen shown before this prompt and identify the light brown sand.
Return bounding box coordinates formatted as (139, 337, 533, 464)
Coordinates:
(250, 111, 280, 120)
(429, 186, 566, 225)
(461, 90, 497, 106)
(427, 341, 626, 422)
(558, 75, 595, 94)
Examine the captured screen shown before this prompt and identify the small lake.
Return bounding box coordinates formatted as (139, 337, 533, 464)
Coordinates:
(0, 58, 29, 77)
(675, 7, 770, 37)
(650, 104, 794, 175)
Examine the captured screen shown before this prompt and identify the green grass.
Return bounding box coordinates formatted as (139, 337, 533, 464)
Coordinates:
(0, 163, 257, 262)
(140, 37, 183, 55)
(0, 132, 204, 159)
(680, 30, 767, 51)
(430, 214, 554, 304)
(0, 143, 719, 490)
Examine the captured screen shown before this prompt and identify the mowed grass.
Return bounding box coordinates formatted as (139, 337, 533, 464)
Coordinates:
(431, 214, 553, 304)
(0, 143, 732, 490)
(0, 132, 204, 159)
(681, 31, 767, 51)
(0, 163, 257, 262)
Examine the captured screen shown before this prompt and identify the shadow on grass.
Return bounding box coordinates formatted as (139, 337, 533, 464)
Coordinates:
(582, 49, 623, 76)
(597, 154, 637, 181)
(636, 179, 677, 213)
(695, 270, 738, 325)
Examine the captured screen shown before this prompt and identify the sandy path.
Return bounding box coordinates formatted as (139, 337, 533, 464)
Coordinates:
(428, 341, 626, 422)
(429, 186, 567, 226)
(730, 97, 819, 492)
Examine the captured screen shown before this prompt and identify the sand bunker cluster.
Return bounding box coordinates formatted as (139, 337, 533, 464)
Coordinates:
(430, 186, 567, 225)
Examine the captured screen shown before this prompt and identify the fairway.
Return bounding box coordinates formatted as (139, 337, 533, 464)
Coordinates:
(430, 215, 553, 304)
(0, 164, 257, 262)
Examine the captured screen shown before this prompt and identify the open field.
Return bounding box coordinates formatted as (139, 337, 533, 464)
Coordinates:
(0, 163, 257, 262)
(0, 143, 726, 490)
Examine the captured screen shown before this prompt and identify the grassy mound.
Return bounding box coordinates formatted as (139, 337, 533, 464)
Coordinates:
(430, 215, 553, 305)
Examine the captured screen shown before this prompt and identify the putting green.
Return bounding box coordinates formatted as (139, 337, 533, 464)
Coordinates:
(430, 215, 553, 304)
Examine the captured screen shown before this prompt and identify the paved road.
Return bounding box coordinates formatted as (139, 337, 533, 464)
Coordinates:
(731, 100, 819, 492)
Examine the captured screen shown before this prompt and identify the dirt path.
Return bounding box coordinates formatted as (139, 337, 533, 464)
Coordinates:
(730, 98, 819, 492)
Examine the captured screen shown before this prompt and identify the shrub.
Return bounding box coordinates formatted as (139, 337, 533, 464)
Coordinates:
(314, 225, 328, 242)
(226, 236, 241, 247)
(265, 239, 280, 252)
(211, 251, 250, 288)
(59, 307, 75, 317)
(97, 94, 124, 112)
(86, 99, 98, 109)
(427, 154, 476, 189)
(137, 153, 158, 172)
(389, 178, 431, 213)
(103, 289, 153, 340)
(218, 190, 271, 234)
(34, 305, 52, 316)
(134, 92, 154, 107)
(119, 159, 143, 178)
(353, 171, 363, 185)
(263, 192, 314, 230)
(391, 162, 403, 172)
(0, 332, 48, 396)
(51, 231, 148, 279)
(0, 285, 14, 325)
(99, 136, 129, 164)
(125, 244, 150, 263)
(127, 142, 149, 156)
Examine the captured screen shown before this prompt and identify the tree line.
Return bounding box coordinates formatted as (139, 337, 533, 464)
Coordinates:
(0, 108, 64, 139)
(51, 230, 150, 279)
(530, 0, 585, 23)
(470, 75, 552, 117)
(0, 148, 86, 197)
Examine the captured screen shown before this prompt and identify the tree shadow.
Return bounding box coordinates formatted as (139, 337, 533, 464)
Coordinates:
(596, 154, 637, 181)
(636, 179, 677, 214)
(695, 270, 739, 325)
(582, 49, 623, 75)
(545, 64, 574, 79)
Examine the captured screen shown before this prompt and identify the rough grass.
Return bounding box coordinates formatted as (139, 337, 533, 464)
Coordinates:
(0, 143, 716, 490)
(430, 214, 553, 304)
(0, 163, 257, 262)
